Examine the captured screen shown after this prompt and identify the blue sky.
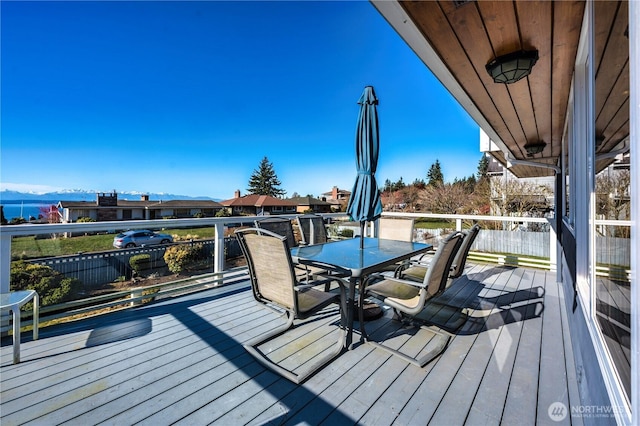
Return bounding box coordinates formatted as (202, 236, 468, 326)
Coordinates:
(1, 1, 480, 200)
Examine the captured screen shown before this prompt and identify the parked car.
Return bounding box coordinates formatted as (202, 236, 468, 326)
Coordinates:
(113, 230, 173, 248)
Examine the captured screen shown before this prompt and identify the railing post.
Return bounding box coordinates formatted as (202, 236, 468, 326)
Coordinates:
(1, 232, 10, 294)
(549, 223, 557, 272)
(1, 232, 11, 335)
(456, 218, 462, 231)
(214, 222, 225, 275)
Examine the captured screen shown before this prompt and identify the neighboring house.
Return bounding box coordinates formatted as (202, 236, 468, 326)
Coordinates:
(58, 192, 223, 222)
(219, 190, 297, 216)
(320, 186, 351, 210)
(287, 196, 333, 214)
(374, 1, 636, 422)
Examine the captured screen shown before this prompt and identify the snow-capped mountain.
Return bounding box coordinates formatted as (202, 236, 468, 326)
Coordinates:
(0, 189, 219, 202)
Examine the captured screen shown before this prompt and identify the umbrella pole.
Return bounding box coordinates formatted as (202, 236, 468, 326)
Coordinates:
(360, 221, 365, 249)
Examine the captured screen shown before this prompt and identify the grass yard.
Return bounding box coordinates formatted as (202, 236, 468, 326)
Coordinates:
(414, 219, 454, 229)
(11, 226, 218, 260)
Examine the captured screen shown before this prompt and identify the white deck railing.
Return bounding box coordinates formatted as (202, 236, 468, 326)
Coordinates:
(1, 212, 630, 328)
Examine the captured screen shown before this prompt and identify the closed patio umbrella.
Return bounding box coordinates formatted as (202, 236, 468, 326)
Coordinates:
(347, 86, 383, 249)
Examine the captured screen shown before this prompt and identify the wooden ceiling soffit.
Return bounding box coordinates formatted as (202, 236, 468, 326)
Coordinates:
(595, 1, 629, 152)
(514, 1, 552, 158)
(438, 0, 526, 152)
(477, 0, 537, 159)
(550, 1, 585, 160)
(399, 1, 515, 148)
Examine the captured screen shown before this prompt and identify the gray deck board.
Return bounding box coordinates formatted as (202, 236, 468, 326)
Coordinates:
(464, 268, 535, 425)
(1, 264, 580, 426)
(538, 270, 573, 425)
(501, 269, 544, 426)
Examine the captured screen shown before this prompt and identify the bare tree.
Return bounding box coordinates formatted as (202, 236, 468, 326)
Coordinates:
(420, 183, 469, 214)
(489, 177, 553, 217)
(596, 169, 630, 237)
(596, 169, 630, 220)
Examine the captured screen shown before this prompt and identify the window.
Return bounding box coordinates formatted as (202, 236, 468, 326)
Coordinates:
(562, 103, 574, 228)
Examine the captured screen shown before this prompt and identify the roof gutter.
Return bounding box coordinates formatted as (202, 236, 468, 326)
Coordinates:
(505, 154, 561, 174)
(595, 138, 629, 161)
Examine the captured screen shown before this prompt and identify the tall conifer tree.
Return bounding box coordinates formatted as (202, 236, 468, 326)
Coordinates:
(427, 159, 444, 187)
(247, 156, 286, 197)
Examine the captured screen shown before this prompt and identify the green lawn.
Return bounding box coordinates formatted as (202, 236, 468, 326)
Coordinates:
(414, 220, 455, 229)
(11, 227, 218, 260)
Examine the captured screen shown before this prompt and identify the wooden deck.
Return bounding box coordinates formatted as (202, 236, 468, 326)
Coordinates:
(1, 263, 583, 425)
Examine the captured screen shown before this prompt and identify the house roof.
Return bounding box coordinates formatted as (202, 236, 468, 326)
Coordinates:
(321, 188, 351, 196)
(145, 200, 222, 209)
(219, 194, 297, 208)
(58, 199, 222, 209)
(373, 1, 628, 178)
(287, 196, 331, 206)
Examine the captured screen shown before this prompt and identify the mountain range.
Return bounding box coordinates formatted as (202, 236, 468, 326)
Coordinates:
(0, 189, 220, 203)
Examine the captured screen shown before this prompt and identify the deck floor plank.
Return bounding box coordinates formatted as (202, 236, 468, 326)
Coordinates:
(464, 268, 536, 425)
(537, 270, 573, 425)
(500, 268, 545, 426)
(435, 267, 526, 425)
(428, 266, 525, 425)
(0, 264, 579, 426)
(390, 264, 512, 426)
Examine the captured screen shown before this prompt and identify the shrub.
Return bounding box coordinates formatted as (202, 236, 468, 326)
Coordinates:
(129, 254, 152, 273)
(172, 234, 200, 242)
(10, 261, 82, 306)
(163, 243, 208, 273)
(76, 217, 95, 222)
(340, 228, 354, 238)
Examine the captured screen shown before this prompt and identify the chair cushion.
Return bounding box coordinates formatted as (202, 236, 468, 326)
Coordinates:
(367, 279, 420, 300)
(297, 288, 339, 315)
(401, 266, 427, 282)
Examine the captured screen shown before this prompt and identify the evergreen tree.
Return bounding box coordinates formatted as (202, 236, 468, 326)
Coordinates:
(427, 160, 444, 187)
(394, 177, 406, 191)
(383, 179, 393, 193)
(412, 178, 426, 189)
(477, 155, 489, 180)
(247, 156, 286, 197)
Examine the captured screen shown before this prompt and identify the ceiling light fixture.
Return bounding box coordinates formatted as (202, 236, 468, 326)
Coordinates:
(524, 141, 546, 156)
(486, 50, 539, 84)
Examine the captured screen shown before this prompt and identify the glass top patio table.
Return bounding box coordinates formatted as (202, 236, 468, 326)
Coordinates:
(291, 237, 431, 278)
(291, 237, 431, 349)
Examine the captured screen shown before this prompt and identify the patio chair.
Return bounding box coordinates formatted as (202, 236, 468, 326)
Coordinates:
(254, 217, 299, 249)
(378, 217, 415, 242)
(235, 227, 348, 384)
(361, 231, 465, 367)
(375, 217, 416, 273)
(256, 217, 347, 288)
(399, 224, 480, 283)
(255, 217, 324, 280)
(296, 214, 329, 245)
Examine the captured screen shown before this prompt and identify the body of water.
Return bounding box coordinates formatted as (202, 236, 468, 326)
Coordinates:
(1, 201, 59, 221)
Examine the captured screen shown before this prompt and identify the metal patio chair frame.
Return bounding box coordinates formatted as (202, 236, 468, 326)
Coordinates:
(296, 214, 329, 245)
(235, 227, 349, 384)
(361, 231, 465, 367)
(398, 224, 481, 283)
